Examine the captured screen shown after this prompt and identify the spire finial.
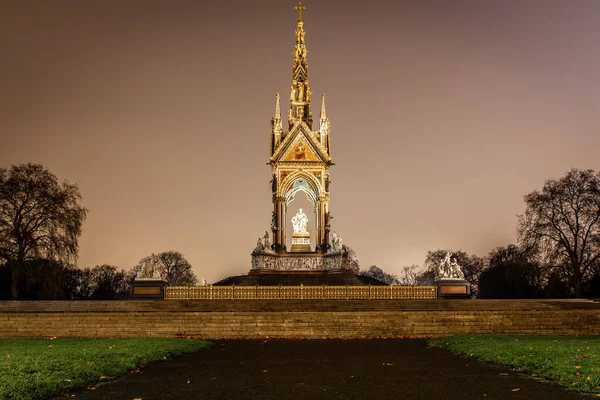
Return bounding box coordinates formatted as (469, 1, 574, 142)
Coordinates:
(275, 93, 281, 118)
(319, 92, 329, 139)
(295, 2, 306, 22)
(289, 1, 312, 128)
(272, 92, 283, 135)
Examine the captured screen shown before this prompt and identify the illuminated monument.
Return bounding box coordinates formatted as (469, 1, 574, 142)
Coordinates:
(216, 3, 381, 285)
(267, 1, 332, 255)
(252, 1, 343, 270)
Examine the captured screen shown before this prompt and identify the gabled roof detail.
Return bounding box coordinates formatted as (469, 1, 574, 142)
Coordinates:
(271, 123, 330, 163)
(282, 135, 319, 162)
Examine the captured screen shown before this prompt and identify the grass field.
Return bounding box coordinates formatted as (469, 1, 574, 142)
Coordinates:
(428, 335, 600, 395)
(0, 337, 212, 400)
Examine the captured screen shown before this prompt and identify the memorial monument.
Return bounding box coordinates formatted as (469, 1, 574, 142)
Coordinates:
(215, 3, 383, 286)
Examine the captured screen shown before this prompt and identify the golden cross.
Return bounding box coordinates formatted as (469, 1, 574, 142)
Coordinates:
(295, 2, 306, 22)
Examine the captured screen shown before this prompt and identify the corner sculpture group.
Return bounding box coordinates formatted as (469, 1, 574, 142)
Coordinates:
(436, 252, 465, 280)
(135, 254, 163, 280)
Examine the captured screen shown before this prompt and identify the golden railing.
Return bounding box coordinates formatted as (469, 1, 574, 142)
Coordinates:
(164, 285, 437, 300)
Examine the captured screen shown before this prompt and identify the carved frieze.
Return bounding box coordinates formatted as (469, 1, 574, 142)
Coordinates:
(251, 252, 349, 271)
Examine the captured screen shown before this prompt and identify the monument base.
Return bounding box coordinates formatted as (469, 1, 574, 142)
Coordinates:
(214, 269, 387, 286)
(251, 250, 351, 271)
(435, 279, 471, 299)
(130, 279, 168, 299)
(290, 232, 311, 252)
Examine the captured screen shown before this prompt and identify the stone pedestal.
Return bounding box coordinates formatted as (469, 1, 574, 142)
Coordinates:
(435, 279, 471, 299)
(290, 232, 311, 252)
(130, 279, 168, 299)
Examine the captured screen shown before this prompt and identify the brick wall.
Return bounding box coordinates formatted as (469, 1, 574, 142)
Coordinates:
(0, 300, 598, 339)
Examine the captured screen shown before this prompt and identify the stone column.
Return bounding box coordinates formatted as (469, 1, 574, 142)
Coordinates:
(314, 205, 319, 250)
(316, 199, 330, 254)
(282, 202, 287, 250)
(272, 197, 287, 253)
(314, 200, 322, 251)
(322, 201, 331, 252)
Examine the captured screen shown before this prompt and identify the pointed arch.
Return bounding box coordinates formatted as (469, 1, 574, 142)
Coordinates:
(279, 170, 322, 205)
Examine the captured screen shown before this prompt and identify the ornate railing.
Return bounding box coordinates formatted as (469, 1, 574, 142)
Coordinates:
(164, 285, 437, 300)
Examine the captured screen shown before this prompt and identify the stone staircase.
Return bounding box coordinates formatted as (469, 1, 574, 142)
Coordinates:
(0, 299, 598, 339)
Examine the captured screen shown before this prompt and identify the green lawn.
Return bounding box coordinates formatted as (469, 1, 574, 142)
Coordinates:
(0, 337, 212, 400)
(428, 335, 600, 395)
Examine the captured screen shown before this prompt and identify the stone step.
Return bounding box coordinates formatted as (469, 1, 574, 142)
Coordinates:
(1, 299, 599, 313)
(1, 303, 599, 339)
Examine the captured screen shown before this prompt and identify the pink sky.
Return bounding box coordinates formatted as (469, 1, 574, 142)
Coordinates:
(2, 0, 599, 282)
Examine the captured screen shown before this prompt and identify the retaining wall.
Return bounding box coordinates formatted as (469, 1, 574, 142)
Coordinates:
(0, 299, 599, 339)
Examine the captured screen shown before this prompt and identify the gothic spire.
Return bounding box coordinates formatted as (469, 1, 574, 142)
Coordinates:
(320, 93, 327, 121)
(289, 2, 312, 128)
(271, 93, 283, 154)
(272, 93, 282, 132)
(319, 94, 330, 151)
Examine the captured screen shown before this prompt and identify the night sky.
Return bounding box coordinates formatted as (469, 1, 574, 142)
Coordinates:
(2, 0, 599, 283)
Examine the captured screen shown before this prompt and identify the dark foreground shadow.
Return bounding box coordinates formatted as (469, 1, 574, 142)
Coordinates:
(58, 339, 592, 400)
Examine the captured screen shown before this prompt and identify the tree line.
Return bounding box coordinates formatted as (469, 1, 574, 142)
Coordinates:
(360, 169, 600, 298)
(0, 250, 198, 300)
(1, 163, 600, 299)
(361, 244, 600, 298)
(0, 163, 198, 300)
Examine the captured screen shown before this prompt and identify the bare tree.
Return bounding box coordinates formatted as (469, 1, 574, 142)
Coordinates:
(0, 163, 88, 299)
(132, 251, 198, 286)
(343, 245, 360, 274)
(360, 265, 397, 285)
(518, 169, 600, 298)
(398, 265, 420, 285)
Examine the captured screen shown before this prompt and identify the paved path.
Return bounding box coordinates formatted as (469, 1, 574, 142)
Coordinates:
(62, 340, 592, 400)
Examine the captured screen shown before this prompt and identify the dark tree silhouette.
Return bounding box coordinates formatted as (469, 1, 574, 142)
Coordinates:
(518, 169, 600, 297)
(543, 270, 571, 298)
(478, 245, 541, 299)
(0, 163, 88, 299)
(5, 259, 68, 300)
(90, 264, 129, 300)
(0, 263, 11, 300)
(63, 266, 94, 300)
(585, 273, 600, 298)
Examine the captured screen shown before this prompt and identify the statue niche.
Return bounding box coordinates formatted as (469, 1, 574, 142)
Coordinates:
(290, 208, 311, 252)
